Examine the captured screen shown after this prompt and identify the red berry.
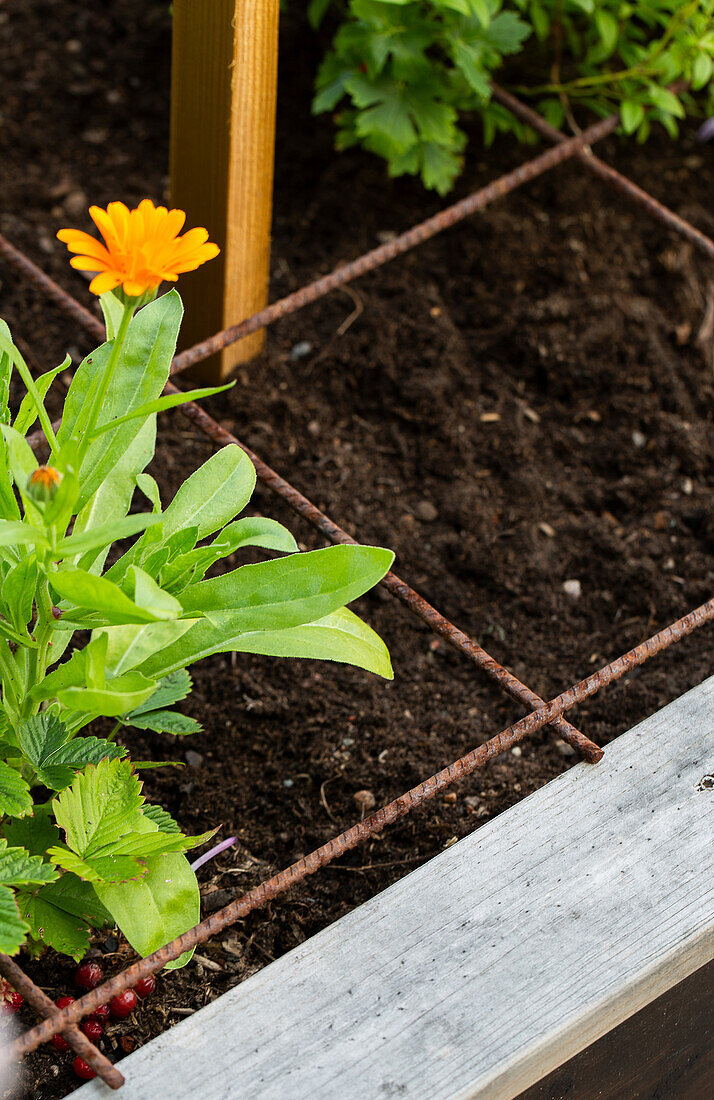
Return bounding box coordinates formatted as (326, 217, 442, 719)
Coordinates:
(0, 979, 22, 1014)
(91, 1003, 111, 1023)
(73, 1056, 96, 1081)
(110, 990, 137, 1019)
(75, 961, 103, 991)
(81, 1019, 103, 1042)
(133, 976, 156, 999)
(56, 995, 75, 1009)
(50, 1033, 69, 1052)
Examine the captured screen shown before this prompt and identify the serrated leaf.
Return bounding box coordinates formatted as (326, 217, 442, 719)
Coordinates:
(48, 846, 147, 884)
(51, 758, 146, 858)
(16, 875, 110, 960)
(0, 839, 59, 886)
(143, 805, 181, 834)
(0, 761, 32, 818)
(0, 885, 29, 954)
(125, 669, 193, 716)
(123, 709, 202, 735)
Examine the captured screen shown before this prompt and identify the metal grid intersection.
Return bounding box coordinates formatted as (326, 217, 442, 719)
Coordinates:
(0, 90, 713, 1088)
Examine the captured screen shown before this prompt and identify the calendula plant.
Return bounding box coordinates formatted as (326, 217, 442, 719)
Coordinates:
(309, 0, 714, 193)
(0, 200, 393, 967)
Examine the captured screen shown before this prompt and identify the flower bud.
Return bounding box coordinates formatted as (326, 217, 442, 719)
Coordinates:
(27, 465, 62, 503)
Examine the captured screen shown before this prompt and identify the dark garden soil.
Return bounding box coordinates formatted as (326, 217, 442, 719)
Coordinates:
(2, 1, 714, 1095)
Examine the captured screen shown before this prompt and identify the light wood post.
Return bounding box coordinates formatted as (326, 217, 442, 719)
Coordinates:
(170, 0, 279, 381)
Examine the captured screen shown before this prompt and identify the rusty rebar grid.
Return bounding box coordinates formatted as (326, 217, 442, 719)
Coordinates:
(8, 590, 714, 1062)
(168, 113, 619, 375)
(490, 84, 714, 262)
(1, 233, 601, 762)
(1, 90, 712, 1083)
(0, 956, 125, 1088)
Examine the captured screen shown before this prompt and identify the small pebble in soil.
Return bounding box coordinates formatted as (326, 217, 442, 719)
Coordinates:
(133, 976, 156, 999)
(73, 1057, 96, 1081)
(353, 789, 376, 812)
(631, 429, 646, 448)
(289, 340, 313, 361)
(110, 990, 137, 1020)
(511, 745, 522, 757)
(63, 189, 88, 219)
(75, 960, 103, 990)
(562, 579, 582, 600)
(555, 739, 576, 757)
(443, 791, 457, 804)
(414, 500, 438, 522)
(185, 750, 204, 768)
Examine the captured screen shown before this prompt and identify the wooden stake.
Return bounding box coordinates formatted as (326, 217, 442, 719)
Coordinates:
(170, 0, 279, 381)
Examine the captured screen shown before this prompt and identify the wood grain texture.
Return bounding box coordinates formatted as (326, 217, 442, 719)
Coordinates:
(170, 0, 279, 380)
(516, 958, 714, 1100)
(76, 676, 714, 1099)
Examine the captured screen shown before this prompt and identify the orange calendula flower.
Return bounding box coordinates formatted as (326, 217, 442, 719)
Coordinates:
(56, 199, 220, 297)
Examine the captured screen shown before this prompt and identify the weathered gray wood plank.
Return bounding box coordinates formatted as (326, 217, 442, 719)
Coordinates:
(78, 676, 714, 1099)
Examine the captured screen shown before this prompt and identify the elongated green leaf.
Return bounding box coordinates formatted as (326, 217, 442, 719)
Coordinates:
(95, 851, 199, 969)
(125, 565, 182, 620)
(58, 671, 157, 717)
(90, 383, 234, 439)
(94, 620, 198, 676)
(0, 761, 32, 818)
(99, 290, 125, 340)
(55, 512, 162, 559)
(13, 358, 69, 436)
(70, 473, 136, 575)
(50, 568, 177, 625)
(137, 605, 392, 680)
(160, 444, 256, 540)
(4, 556, 38, 631)
(0, 520, 47, 548)
(143, 805, 181, 833)
(48, 847, 147, 884)
(180, 544, 394, 630)
(58, 291, 183, 510)
(0, 423, 38, 486)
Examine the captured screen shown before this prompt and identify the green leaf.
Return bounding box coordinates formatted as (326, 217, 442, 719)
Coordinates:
(0, 761, 32, 818)
(94, 851, 199, 969)
(71, 473, 136, 575)
(621, 100, 645, 134)
(179, 544, 394, 630)
(16, 874, 110, 961)
(143, 804, 181, 834)
(0, 886, 29, 954)
(50, 567, 178, 626)
(594, 9, 618, 56)
(646, 85, 685, 119)
(19, 713, 127, 790)
(138, 605, 393, 680)
(3, 805, 59, 856)
(0, 519, 47, 549)
(0, 839, 59, 887)
(124, 565, 182, 620)
(51, 758, 146, 858)
(124, 710, 202, 735)
(160, 445, 257, 542)
(58, 291, 183, 510)
(125, 669, 192, 716)
(692, 52, 712, 91)
(55, 512, 162, 559)
(99, 290, 125, 340)
(4, 556, 38, 631)
(89, 382, 234, 440)
(57, 671, 157, 718)
(94, 620, 199, 677)
(0, 424, 38, 488)
(13, 359, 69, 437)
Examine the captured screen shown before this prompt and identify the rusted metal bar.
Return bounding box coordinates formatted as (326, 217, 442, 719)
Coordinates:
(167, 113, 619, 375)
(2, 237, 599, 759)
(0, 956, 124, 1088)
(9, 592, 713, 1059)
(490, 84, 714, 262)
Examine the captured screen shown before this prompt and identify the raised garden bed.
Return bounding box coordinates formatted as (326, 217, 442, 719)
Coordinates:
(1, 2, 714, 1096)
